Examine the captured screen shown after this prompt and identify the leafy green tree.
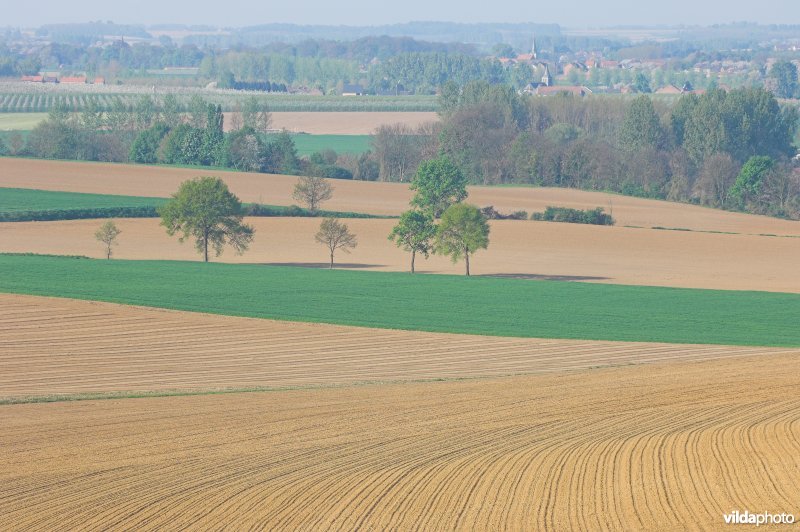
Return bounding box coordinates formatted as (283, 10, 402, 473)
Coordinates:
(161, 94, 182, 126)
(434, 203, 489, 276)
(730, 156, 775, 208)
(200, 104, 224, 166)
(770, 61, 798, 99)
(129, 123, 170, 164)
(619, 95, 666, 151)
(410, 156, 468, 218)
(315, 217, 357, 269)
(159, 177, 254, 262)
(94, 220, 121, 259)
(633, 72, 652, 93)
(388, 210, 436, 273)
(263, 131, 300, 174)
(134, 95, 158, 131)
(222, 126, 264, 171)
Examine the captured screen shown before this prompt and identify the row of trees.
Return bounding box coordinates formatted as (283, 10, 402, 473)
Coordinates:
(389, 157, 489, 275)
(362, 83, 800, 218)
(96, 163, 491, 276)
(9, 94, 360, 182)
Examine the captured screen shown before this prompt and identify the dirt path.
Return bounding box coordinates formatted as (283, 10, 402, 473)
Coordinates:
(2, 157, 799, 235)
(2, 217, 799, 293)
(2, 352, 799, 530)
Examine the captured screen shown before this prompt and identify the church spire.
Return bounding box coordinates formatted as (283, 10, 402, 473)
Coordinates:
(531, 34, 537, 60)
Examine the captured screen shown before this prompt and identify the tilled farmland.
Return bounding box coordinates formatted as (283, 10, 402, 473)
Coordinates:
(2, 293, 797, 401)
(2, 354, 799, 530)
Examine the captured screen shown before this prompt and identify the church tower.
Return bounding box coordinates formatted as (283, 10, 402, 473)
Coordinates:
(541, 63, 551, 87)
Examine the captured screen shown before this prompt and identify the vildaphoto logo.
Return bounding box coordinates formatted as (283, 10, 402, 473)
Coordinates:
(723, 510, 795, 526)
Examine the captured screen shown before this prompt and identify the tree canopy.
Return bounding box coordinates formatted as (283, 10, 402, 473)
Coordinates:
(410, 156, 468, 218)
(388, 210, 436, 273)
(434, 203, 490, 276)
(159, 177, 254, 262)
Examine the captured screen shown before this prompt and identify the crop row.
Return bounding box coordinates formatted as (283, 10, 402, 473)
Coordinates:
(0, 92, 437, 113)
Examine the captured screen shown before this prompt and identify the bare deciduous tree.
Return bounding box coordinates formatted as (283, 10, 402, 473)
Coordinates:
(293, 176, 333, 214)
(95, 220, 121, 259)
(315, 218, 357, 269)
(694, 153, 739, 208)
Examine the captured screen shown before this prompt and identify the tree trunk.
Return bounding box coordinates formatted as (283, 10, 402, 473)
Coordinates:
(465, 248, 470, 276)
(411, 250, 416, 274)
(203, 228, 209, 263)
(330, 251, 334, 269)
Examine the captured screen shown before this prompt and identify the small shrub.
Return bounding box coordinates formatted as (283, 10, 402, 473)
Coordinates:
(531, 207, 614, 226)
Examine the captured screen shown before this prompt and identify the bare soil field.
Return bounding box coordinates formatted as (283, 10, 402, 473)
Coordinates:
(2, 352, 799, 530)
(225, 111, 439, 134)
(2, 158, 799, 235)
(2, 217, 799, 292)
(3, 293, 795, 401)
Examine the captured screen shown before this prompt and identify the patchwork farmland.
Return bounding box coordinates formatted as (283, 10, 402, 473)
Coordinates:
(1, 113, 799, 531)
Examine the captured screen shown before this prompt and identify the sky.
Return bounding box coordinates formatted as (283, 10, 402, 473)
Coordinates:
(2, 0, 798, 28)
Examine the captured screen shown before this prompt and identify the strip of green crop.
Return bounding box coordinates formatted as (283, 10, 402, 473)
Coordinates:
(1, 254, 798, 347)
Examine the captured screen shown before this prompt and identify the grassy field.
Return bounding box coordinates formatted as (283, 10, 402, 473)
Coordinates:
(1, 254, 798, 346)
(0, 112, 46, 130)
(0, 187, 166, 213)
(290, 134, 370, 155)
(0, 187, 386, 221)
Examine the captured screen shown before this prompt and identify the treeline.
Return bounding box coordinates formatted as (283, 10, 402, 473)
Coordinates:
(0, 39, 508, 93)
(365, 83, 800, 218)
(4, 94, 357, 181)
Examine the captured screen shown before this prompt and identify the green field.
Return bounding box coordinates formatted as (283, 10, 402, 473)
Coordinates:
(0, 187, 165, 213)
(0, 187, 386, 221)
(1, 254, 798, 347)
(290, 134, 371, 155)
(0, 113, 47, 130)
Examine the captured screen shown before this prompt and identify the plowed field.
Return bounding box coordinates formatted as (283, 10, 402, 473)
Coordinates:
(2, 157, 799, 235)
(227, 111, 438, 134)
(2, 352, 799, 530)
(2, 217, 799, 292)
(3, 293, 796, 401)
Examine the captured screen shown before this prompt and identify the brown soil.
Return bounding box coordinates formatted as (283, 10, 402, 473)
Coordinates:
(2, 352, 799, 530)
(3, 293, 795, 401)
(225, 111, 439, 134)
(2, 157, 799, 235)
(2, 217, 799, 293)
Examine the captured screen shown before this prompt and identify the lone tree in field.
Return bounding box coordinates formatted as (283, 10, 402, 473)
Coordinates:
(388, 210, 436, 273)
(160, 177, 254, 262)
(315, 217, 357, 269)
(434, 203, 489, 276)
(410, 156, 468, 218)
(293, 176, 333, 214)
(94, 220, 121, 259)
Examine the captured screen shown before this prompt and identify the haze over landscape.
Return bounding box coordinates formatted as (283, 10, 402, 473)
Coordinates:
(2, 0, 799, 27)
(1, 2, 800, 530)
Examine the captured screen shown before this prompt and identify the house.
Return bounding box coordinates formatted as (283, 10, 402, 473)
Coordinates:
(20, 75, 43, 82)
(536, 85, 592, 97)
(93, 77, 105, 85)
(562, 62, 588, 76)
(342, 84, 365, 96)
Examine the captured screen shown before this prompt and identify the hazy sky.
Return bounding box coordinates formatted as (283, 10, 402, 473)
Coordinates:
(3, 0, 798, 28)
